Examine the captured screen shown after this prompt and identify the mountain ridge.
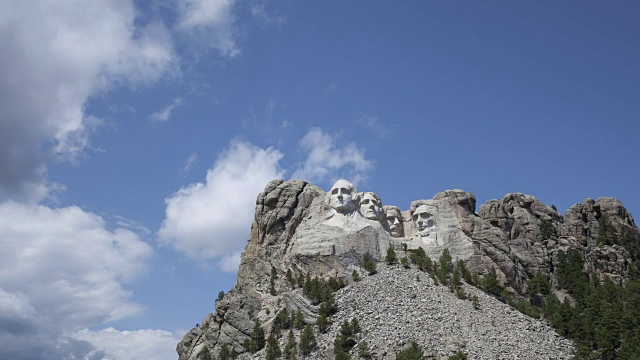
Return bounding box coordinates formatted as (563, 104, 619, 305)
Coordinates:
(177, 179, 640, 359)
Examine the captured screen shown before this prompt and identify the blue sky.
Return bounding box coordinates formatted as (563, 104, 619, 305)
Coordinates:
(1, 1, 639, 359)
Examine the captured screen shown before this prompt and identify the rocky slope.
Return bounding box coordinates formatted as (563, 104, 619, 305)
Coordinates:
(177, 179, 639, 359)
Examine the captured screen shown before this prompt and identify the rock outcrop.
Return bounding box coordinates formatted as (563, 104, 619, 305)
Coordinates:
(177, 179, 640, 359)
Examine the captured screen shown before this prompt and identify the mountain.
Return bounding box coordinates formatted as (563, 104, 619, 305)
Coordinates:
(177, 179, 640, 359)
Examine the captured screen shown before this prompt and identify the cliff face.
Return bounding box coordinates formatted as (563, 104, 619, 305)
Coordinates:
(177, 179, 639, 359)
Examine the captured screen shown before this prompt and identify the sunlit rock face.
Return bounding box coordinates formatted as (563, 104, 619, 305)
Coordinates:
(383, 205, 404, 237)
(177, 179, 640, 360)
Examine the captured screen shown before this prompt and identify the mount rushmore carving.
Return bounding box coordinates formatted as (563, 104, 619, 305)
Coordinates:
(177, 178, 639, 360)
(292, 179, 471, 262)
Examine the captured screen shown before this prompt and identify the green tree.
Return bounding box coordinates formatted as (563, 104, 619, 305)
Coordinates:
(350, 318, 361, 333)
(286, 268, 294, 287)
(250, 319, 266, 352)
(540, 219, 555, 240)
(294, 309, 304, 329)
(283, 330, 296, 359)
(597, 214, 617, 246)
(363, 254, 377, 275)
(265, 333, 281, 360)
(526, 271, 550, 307)
(556, 249, 589, 301)
(472, 295, 480, 310)
(438, 248, 453, 284)
(270, 266, 278, 296)
(357, 340, 372, 359)
(395, 341, 424, 360)
(197, 346, 213, 360)
(482, 267, 502, 297)
(316, 314, 329, 333)
(299, 325, 317, 355)
(452, 266, 462, 287)
(456, 260, 472, 284)
(385, 247, 397, 264)
(219, 343, 231, 360)
(334, 320, 357, 356)
(401, 257, 410, 268)
(448, 351, 468, 360)
(352, 269, 360, 282)
(216, 291, 225, 302)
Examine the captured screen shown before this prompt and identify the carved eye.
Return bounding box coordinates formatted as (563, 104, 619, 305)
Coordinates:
(332, 188, 339, 195)
(362, 199, 370, 204)
(341, 188, 351, 195)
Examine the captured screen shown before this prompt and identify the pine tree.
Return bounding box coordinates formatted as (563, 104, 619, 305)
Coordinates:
(294, 309, 304, 329)
(219, 343, 231, 360)
(265, 333, 281, 360)
(286, 268, 294, 287)
(351, 269, 360, 282)
(448, 351, 468, 360)
(299, 325, 317, 355)
(395, 341, 424, 360)
(540, 219, 555, 240)
(482, 267, 501, 297)
(385, 247, 397, 264)
(283, 330, 296, 359)
(456, 260, 472, 284)
(472, 295, 480, 310)
(363, 254, 377, 275)
(597, 215, 617, 246)
(250, 319, 266, 352)
(216, 291, 225, 302)
(437, 248, 452, 285)
(316, 314, 329, 333)
(197, 346, 213, 360)
(350, 318, 361, 333)
(357, 340, 372, 359)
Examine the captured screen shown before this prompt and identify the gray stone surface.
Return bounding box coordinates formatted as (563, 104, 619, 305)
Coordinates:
(177, 179, 640, 360)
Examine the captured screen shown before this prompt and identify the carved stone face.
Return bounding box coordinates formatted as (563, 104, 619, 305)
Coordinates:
(329, 179, 357, 213)
(413, 205, 434, 236)
(384, 207, 404, 237)
(360, 192, 382, 221)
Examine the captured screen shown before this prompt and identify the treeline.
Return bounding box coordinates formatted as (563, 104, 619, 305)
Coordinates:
(534, 249, 640, 359)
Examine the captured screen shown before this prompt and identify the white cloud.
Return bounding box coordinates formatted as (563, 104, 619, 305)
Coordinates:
(251, 0, 285, 28)
(73, 327, 182, 360)
(0, 0, 176, 202)
(358, 114, 395, 139)
(181, 153, 199, 173)
(0, 201, 153, 359)
(291, 128, 373, 185)
(150, 97, 184, 122)
(158, 139, 285, 270)
(177, 0, 240, 57)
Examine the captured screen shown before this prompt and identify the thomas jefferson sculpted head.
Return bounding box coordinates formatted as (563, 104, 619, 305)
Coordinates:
(359, 192, 383, 221)
(328, 179, 359, 214)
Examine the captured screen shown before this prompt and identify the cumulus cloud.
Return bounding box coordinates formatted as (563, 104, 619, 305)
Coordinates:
(73, 327, 182, 360)
(158, 139, 284, 270)
(177, 0, 240, 57)
(291, 128, 373, 185)
(0, 201, 153, 359)
(0, 0, 176, 201)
